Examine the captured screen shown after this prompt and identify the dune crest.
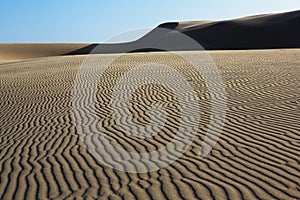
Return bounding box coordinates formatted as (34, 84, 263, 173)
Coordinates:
(67, 10, 300, 55)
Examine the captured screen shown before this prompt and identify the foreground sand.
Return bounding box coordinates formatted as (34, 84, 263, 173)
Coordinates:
(0, 50, 299, 199)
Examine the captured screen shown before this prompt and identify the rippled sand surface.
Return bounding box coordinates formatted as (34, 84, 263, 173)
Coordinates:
(0, 50, 299, 199)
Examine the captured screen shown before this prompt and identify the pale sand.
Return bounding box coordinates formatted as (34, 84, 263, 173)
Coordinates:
(0, 44, 89, 61)
(0, 50, 299, 199)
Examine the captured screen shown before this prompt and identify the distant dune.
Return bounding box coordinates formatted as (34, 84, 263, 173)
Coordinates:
(67, 10, 300, 55)
(0, 44, 88, 61)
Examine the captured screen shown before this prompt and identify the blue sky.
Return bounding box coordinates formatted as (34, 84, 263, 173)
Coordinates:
(1, 0, 300, 43)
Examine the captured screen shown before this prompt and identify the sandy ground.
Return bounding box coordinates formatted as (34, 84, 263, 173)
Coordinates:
(0, 50, 299, 199)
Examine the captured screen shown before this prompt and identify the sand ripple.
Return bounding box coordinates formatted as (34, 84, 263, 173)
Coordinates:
(0, 50, 299, 199)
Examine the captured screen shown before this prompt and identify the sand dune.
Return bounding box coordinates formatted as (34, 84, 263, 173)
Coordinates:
(67, 10, 300, 55)
(1, 10, 299, 62)
(0, 44, 88, 61)
(0, 50, 299, 199)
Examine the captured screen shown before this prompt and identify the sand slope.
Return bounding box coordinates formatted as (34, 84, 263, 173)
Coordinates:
(0, 50, 299, 199)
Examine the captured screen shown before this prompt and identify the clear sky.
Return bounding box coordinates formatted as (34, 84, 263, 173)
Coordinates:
(1, 0, 300, 43)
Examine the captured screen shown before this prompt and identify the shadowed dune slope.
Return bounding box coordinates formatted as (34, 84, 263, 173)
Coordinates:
(2, 10, 299, 61)
(180, 10, 300, 50)
(0, 44, 89, 61)
(67, 10, 300, 55)
(0, 50, 299, 199)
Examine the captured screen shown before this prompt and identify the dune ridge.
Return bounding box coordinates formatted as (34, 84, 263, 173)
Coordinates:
(67, 10, 300, 55)
(0, 50, 299, 199)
